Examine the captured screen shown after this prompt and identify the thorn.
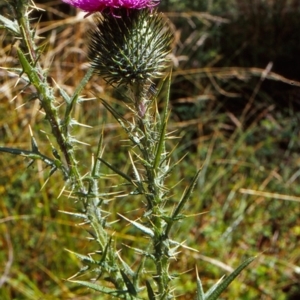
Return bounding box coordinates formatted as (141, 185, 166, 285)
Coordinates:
(67, 187, 74, 199)
(10, 95, 18, 103)
(52, 78, 59, 87)
(78, 221, 91, 226)
(14, 102, 28, 110)
(70, 138, 90, 146)
(185, 211, 209, 217)
(14, 77, 21, 88)
(28, 125, 33, 137)
(77, 97, 96, 102)
(40, 177, 50, 191)
(57, 185, 66, 199)
(29, 0, 45, 11)
(70, 120, 93, 128)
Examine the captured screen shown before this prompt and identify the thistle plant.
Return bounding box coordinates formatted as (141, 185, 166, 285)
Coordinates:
(0, 0, 254, 299)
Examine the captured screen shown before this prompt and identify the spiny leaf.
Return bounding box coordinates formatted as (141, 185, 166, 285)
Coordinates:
(196, 266, 205, 300)
(48, 166, 58, 178)
(31, 136, 39, 152)
(51, 147, 61, 160)
(68, 265, 90, 280)
(162, 72, 172, 122)
(205, 257, 256, 300)
(134, 252, 148, 283)
(17, 48, 40, 84)
(0, 15, 20, 35)
(65, 67, 94, 115)
(100, 98, 127, 128)
(173, 169, 201, 217)
(65, 249, 96, 264)
(165, 169, 201, 236)
(161, 151, 187, 178)
(128, 151, 142, 183)
(0, 146, 68, 177)
(203, 276, 224, 300)
(58, 210, 87, 219)
(120, 269, 137, 296)
(98, 157, 132, 183)
(118, 214, 154, 237)
(56, 82, 71, 104)
(68, 280, 126, 298)
(146, 280, 156, 300)
(153, 118, 168, 171)
(26, 159, 35, 169)
(0, 146, 52, 165)
(98, 236, 113, 265)
(130, 150, 152, 168)
(177, 169, 201, 212)
(117, 253, 135, 278)
(92, 129, 104, 178)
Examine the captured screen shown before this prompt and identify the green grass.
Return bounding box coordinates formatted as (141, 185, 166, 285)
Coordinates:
(1, 0, 300, 299)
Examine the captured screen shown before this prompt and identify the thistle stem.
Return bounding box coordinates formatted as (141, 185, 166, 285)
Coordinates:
(14, 2, 127, 292)
(132, 82, 172, 298)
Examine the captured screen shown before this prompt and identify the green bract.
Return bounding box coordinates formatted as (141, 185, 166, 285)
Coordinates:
(88, 9, 173, 86)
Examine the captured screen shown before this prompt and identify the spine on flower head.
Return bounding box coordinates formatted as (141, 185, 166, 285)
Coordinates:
(88, 8, 173, 87)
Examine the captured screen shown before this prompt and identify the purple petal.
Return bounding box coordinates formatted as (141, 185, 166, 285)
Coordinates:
(62, 0, 160, 13)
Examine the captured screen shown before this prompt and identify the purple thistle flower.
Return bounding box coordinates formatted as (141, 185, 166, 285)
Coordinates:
(62, 0, 159, 14)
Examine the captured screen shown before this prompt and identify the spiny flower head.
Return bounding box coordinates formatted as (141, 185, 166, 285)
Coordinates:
(62, 0, 159, 14)
(88, 9, 173, 87)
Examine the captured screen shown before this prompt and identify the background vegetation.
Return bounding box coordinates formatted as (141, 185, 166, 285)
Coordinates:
(1, 0, 300, 299)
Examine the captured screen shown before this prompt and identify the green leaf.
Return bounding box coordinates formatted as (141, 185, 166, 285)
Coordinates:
(65, 249, 96, 264)
(65, 67, 94, 115)
(69, 280, 126, 298)
(92, 129, 104, 178)
(153, 119, 167, 171)
(100, 98, 127, 127)
(98, 236, 113, 266)
(98, 157, 132, 183)
(17, 48, 40, 84)
(118, 214, 154, 237)
(0, 14, 20, 35)
(48, 166, 58, 178)
(162, 72, 171, 122)
(134, 253, 148, 284)
(58, 210, 87, 219)
(195, 266, 205, 300)
(0, 146, 52, 166)
(117, 253, 135, 278)
(205, 257, 256, 300)
(120, 269, 137, 296)
(165, 169, 201, 236)
(57, 84, 71, 104)
(128, 151, 142, 183)
(173, 169, 201, 217)
(31, 136, 39, 152)
(71, 67, 94, 102)
(153, 73, 172, 171)
(146, 280, 156, 300)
